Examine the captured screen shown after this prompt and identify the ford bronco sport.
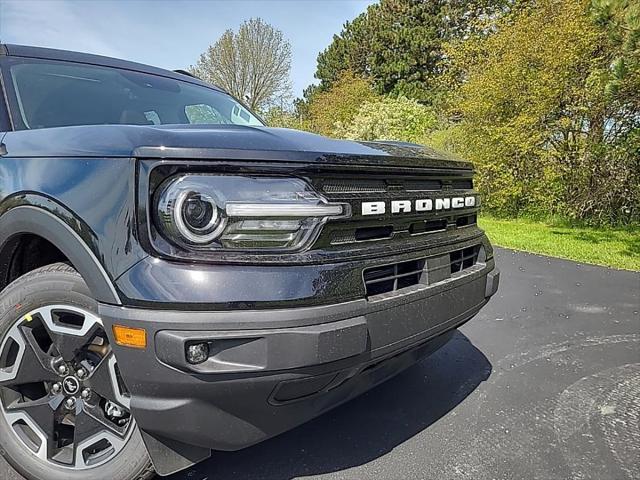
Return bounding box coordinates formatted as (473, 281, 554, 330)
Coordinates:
(0, 45, 499, 480)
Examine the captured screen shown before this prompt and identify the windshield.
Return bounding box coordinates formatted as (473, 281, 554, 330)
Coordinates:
(4, 58, 264, 130)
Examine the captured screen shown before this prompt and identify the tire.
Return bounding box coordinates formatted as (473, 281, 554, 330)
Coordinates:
(0, 263, 154, 480)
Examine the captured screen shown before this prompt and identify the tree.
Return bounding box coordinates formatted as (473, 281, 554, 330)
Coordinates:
(315, 13, 371, 91)
(314, 0, 510, 102)
(191, 18, 292, 111)
(304, 70, 379, 137)
(436, 0, 639, 224)
(591, 0, 640, 97)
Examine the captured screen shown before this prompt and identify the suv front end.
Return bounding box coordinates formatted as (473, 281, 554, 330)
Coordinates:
(100, 155, 499, 473)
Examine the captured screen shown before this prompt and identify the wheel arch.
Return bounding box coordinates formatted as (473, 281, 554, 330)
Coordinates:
(0, 205, 121, 305)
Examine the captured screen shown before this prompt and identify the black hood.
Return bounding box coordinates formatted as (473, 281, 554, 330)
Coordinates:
(2, 124, 472, 170)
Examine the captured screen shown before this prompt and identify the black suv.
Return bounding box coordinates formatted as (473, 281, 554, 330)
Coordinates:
(0, 45, 499, 480)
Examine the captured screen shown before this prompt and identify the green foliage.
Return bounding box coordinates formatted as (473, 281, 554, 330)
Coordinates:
(336, 97, 437, 143)
(262, 106, 303, 130)
(304, 71, 379, 137)
(435, 0, 640, 225)
(315, 13, 371, 90)
(315, 0, 509, 101)
(591, 0, 640, 98)
(292, 84, 321, 124)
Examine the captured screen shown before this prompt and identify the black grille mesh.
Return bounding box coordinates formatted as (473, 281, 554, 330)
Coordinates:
(364, 245, 482, 297)
(320, 178, 472, 195)
(451, 179, 473, 190)
(321, 180, 387, 194)
(363, 259, 427, 296)
(450, 246, 480, 275)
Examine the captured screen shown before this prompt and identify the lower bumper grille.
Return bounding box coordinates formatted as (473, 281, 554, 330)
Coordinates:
(450, 246, 480, 275)
(363, 259, 427, 296)
(363, 245, 483, 297)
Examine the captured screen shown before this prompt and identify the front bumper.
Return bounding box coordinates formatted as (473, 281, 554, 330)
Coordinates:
(98, 259, 499, 457)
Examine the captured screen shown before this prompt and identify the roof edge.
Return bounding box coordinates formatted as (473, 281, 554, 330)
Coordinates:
(0, 43, 222, 92)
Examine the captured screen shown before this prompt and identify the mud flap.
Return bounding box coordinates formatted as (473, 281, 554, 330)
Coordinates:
(141, 430, 211, 477)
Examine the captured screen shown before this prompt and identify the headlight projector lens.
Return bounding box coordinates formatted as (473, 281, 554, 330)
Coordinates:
(183, 193, 217, 232)
(174, 191, 226, 244)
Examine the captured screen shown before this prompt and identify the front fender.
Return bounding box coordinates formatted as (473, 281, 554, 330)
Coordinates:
(0, 203, 121, 304)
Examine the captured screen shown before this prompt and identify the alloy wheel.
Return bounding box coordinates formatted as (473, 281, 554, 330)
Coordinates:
(0, 305, 133, 469)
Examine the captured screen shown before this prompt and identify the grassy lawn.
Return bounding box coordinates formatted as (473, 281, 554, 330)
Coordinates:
(479, 216, 640, 271)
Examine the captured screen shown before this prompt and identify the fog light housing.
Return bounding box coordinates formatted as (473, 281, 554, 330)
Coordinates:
(186, 342, 209, 365)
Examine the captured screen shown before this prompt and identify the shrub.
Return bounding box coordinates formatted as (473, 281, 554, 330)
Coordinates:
(263, 106, 303, 130)
(337, 96, 437, 143)
(305, 71, 379, 137)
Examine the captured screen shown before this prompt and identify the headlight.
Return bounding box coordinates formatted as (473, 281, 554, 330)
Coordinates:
(155, 175, 349, 252)
(174, 191, 226, 244)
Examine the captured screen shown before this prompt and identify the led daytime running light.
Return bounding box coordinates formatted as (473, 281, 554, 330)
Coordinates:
(225, 203, 343, 218)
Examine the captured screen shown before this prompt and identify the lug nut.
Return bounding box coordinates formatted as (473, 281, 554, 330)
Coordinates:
(81, 388, 91, 400)
(106, 401, 125, 419)
(64, 397, 76, 410)
(51, 382, 62, 394)
(76, 368, 87, 379)
(57, 364, 68, 376)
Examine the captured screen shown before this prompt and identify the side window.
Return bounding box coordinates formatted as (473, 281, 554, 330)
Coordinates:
(185, 104, 224, 125)
(144, 111, 161, 125)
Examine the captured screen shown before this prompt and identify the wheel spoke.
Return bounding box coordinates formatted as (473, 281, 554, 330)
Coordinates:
(0, 326, 59, 387)
(37, 307, 103, 362)
(75, 402, 119, 441)
(88, 352, 130, 408)
(47, 327, 101, 362)
(72, 401, 128, 468)
(5, 394, 63, 440)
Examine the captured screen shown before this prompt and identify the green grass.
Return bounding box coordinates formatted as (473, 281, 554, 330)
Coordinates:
(479, 216, 640, 271)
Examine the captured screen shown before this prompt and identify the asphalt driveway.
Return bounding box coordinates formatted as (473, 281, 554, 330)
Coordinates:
(2, 248, 639, 479)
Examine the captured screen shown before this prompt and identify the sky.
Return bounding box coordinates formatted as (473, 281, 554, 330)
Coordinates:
(0, 0, 375, 98)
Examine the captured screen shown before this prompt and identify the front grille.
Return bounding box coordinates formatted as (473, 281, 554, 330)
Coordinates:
(318, 177, 470, 196)
(311, 172, 479, 253)
(455, 214, 477, 228)
(364, 245, 483, 297)
(450, 246, 480, 275)
(355, 225, 394, 242)
(404, 179, 442, 191)
(409, 219, 448, 235)
(363, 258, 427, 296)
(321, 179, 387, 194)
(451, 179, 473, 190)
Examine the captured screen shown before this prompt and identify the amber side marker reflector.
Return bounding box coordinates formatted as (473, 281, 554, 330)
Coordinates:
(113, 325, 147, 349)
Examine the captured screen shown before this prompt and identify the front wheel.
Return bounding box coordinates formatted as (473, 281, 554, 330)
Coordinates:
(0, 263, 154, 480)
